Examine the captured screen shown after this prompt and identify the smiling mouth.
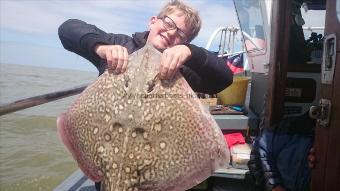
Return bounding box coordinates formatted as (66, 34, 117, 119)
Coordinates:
(160, 34, 170, 46)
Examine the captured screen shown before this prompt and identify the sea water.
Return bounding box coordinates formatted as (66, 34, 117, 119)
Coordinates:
(0, 64, 97, 191)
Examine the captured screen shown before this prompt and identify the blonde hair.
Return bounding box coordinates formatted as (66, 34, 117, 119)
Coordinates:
(158, 0, 202, 42)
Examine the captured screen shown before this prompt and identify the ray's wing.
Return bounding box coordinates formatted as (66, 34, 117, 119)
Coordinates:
(57, 44, 230, 191)
(110, 73, 229, 191)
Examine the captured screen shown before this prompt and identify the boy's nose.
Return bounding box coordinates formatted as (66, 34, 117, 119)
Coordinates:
(166, 29, 178, 38)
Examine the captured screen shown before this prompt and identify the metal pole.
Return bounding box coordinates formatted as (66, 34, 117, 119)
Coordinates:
(0, 84, 88, 116)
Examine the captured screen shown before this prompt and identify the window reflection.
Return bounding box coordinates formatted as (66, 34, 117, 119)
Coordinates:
(234, 0, 267, 54)
(337, 0, 340, 22)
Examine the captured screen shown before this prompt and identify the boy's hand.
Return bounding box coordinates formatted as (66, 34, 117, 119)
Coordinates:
(308, 147, 316, 168)
(159, 45, 191, 79)
(272, 185, 285, 191)
(95, 45, 128, 74)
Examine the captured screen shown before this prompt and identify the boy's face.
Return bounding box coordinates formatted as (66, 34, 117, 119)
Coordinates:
(147, 11, 190, 51)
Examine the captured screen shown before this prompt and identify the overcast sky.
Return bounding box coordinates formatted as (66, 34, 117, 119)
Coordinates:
(0, 0, 240, 72)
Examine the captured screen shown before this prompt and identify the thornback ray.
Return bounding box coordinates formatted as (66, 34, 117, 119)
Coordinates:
(57, 43, 230, 191)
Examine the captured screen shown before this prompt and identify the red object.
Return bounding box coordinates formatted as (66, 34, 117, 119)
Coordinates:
(224, 133, 245, 148)
(227, 62, 244, 74)
(224, 53, 244, 74)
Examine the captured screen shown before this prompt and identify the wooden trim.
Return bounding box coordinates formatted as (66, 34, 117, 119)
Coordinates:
(264, 0, 292, 128)
(324, 52, 340, 190)
(312, 0, 340, 190)
(323, 0, 340, 187)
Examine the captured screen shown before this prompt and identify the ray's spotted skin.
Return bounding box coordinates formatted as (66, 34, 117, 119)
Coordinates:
(57, 44, 230, 191)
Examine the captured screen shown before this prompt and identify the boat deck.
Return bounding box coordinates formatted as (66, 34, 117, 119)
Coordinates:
(54, 167, 249, 191)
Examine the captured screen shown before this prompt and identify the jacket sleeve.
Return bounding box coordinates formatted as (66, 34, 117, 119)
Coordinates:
(184, 44, 233, 94)
(253, 129, 283, 190)
(58, 19, 131, 71)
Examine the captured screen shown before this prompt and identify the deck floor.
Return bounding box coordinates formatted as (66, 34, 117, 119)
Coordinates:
(54, 167, 251, 191)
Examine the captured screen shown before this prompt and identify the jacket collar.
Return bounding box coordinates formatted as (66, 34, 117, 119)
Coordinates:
(132, 31, 149, 48)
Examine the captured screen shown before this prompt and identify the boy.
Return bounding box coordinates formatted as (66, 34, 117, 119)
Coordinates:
(58, 0, 233, 190)
(58, 0, 233, 95)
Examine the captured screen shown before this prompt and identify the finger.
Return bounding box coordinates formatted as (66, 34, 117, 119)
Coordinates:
(310, 147, 315, 154)
(308, 154, 316, 169)
(168, 56, 180, 79)
(106, 48, 114, 73)
(115, 47, 124, 73)
(159, 51, 165, 79)
(107, 47, 118, 73)
(163, 52, 175, 79)
(122, 48, 129, 72)
(111, 47, 119, 72)
(160, 51, 171, 79)
(308, 155, 315, 162)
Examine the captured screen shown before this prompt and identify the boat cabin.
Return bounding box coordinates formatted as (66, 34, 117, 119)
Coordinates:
(232, 0, 339, 190)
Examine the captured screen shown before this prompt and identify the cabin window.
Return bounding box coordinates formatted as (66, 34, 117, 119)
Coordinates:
(234, 0, 267, 54)
(287, 3, 325, 72)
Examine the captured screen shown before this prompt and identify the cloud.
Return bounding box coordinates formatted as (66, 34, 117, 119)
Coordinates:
(0, 0, 326, 48)
(0, 0, 166, 36)
(0, 1, 66, 35)
(0, 0, 237, 45)
(192, 2, 239, 46)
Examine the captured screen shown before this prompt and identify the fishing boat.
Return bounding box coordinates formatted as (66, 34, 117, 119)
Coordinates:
(1, 0, 339, 190)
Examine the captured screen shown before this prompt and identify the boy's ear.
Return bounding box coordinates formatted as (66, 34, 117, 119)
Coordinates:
(148, 16, 158, 29)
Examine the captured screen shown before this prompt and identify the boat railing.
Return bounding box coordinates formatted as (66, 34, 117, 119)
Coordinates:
(205, 26, 242, 57)
(0, 84, 88, 116)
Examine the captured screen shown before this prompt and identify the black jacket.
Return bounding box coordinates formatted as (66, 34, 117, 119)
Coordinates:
(58, 19, 233, 94)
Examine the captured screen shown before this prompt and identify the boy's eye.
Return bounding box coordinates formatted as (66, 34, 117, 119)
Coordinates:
(164, 21, 173, 29)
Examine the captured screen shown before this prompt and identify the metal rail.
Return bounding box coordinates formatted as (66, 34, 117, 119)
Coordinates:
(0, 84, 88, 116)
(205, 26, 240, 53)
